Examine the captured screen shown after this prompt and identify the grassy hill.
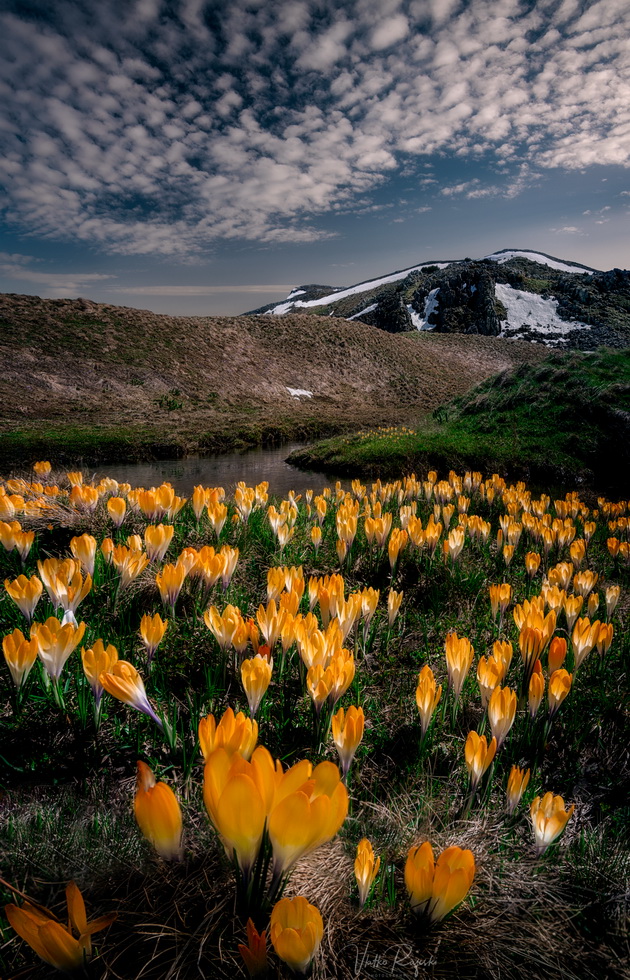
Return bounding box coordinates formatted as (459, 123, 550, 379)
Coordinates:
(0, 292, 545, 466)
(288, 348, 630, 493)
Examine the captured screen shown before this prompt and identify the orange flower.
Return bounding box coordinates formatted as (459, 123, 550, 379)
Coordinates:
(530, 792, 574, 854)
(506, 765, 531, 814)
(270, 896, 323, 974)
(5, 882, 115, 971)
(238, 918, 268, 977)
(354, 838, 380, 907)
(134, 761, 182, 860)
(405, 842, 475, 923)
(465, 731, 497, 790)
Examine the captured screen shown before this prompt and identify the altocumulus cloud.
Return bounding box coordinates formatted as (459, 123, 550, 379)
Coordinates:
(0, 0, 629, 257)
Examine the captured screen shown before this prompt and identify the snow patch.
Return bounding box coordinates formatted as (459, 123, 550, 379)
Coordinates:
(269, 302, 295, 316)
(264, 262, 452, 314)
(286, 387, 313, 399)
(495, 283, 591, 346)
(485, 250, 592, 274)
(286, 288, 306, 299)
(409, 287, 440, 331)
(347, 303, 377, 321)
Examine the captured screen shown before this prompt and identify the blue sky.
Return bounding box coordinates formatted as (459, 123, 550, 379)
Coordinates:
(0, 0, 629, 315)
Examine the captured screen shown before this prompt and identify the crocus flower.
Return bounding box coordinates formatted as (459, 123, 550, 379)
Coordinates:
(203, 748, 268, 877)
(99, 660, 163, 728)
(476, 655, 503, 708)
(530, 792, 574, 854)
(465, 731, 497, 790)
(111, 547, 149, 589)
(270, 896, 323, 975)
(2, 628, 39, 688)
(14, 530, 35, 562)
(33, 460, 52, 478)
(204, 604, 245, 651)
(198, 707, 258, 762)
(82, 640, 118, 709)
(256, 599, 286, 649)
(354, 838, 380, 907)
(415, 665, 442, 736)
(587, 592, 599, 618)
(572, 617, 600, 670)
(331, 705, 364, 777)
(489, 583, 511, 620)
(387, 589, 403, 626)
(241, 654, 273, 717)
(139, 612, 168, 667)
(506, 765, 531, 814)
(204, 747, 347, 883)
(487, 685, 517, 750)
(31, 618, 86, 682)
(563, 594, 584, 631)
(528, 663, 545, 719)
(548, 669, 572, 719)
(267, 759, 348, 879)
(107, 497, 127, 527)
(5, 881, 115, 972)
(444, 632, 474, 701)
(605, 585, 620, 619)
(525, 552, 541, 578)
(145, 524, 174, 563)
(134, 760, 182, 860)
(155, 562, 186, 610)
(405, 842, 475, 923)
(595, 622, 614, 658)
(4, 574, 43, 621)
(547, 636, 567, 674)
(306, 664, 333, 715)
(238, 918, 268, 977)
(70, 534, 97, 576)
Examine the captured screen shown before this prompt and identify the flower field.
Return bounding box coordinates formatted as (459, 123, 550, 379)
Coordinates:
(0, 462, 628, 979)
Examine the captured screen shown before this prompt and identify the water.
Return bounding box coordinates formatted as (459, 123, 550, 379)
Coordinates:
(95, 443, 351, 497)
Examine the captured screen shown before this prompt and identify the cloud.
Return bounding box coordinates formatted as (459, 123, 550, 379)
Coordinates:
(0, 260, 116, 296)
(0, 0, 628, 257)
(0, 264, 116, 290)
(112, 284, 298, 295)
(370, 14, 409, 50)
(550, 226, 585, 235)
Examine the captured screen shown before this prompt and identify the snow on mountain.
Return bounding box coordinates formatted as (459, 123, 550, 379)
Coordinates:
(347, 303, 378, 321)
(496, 283, 591, 345)
(264, 262, 452, 315)
(407, 287, 440, 331)
(484, 250, 594, 274)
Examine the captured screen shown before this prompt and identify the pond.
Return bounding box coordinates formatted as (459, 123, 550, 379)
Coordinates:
(95, 442, 351, 497)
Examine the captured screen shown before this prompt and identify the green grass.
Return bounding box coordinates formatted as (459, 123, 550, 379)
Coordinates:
(289, 348, 630, 493)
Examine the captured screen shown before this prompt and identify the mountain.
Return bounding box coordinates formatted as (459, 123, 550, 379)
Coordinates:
(0, 291, 545, 466)
(246, 249, 630, 349)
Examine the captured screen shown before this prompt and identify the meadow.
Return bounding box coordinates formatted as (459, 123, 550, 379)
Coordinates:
(0, 460, 628, 979)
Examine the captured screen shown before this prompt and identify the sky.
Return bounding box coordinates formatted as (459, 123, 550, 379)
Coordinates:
(0, 0, 629, 316)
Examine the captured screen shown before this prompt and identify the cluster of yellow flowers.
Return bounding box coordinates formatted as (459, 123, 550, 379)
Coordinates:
(1, 459, 625, 975)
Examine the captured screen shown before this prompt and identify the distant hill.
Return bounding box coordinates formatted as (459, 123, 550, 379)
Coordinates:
(246, 249, 630, 349)
(0, 291, 545, 465)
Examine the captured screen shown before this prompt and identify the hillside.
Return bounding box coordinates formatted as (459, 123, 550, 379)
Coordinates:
(248, 249, 630, 350)
(0, 292, 545, 466)
(288, 347, 630, 493)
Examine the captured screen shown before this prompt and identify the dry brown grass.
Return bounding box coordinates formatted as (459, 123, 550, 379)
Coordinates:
(0, 292, 545, 455)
